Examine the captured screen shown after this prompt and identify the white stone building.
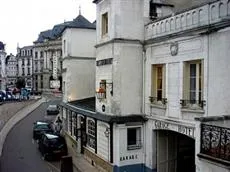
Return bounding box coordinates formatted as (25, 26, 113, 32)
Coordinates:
(17, 46, 33, 89)
(0, 41, 7, 90)
(60, 0, 230, 172)
(6, 54, 17, 89)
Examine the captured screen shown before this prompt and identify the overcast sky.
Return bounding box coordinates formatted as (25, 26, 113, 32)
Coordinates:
(0, 0, 96, 55)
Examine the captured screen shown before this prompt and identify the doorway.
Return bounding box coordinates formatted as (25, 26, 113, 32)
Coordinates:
(153, 130, 195, 172)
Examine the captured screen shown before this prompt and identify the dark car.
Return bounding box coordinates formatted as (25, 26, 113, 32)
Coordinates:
(33, 121, 53, 140)
(38, 133, 68, 161)
(46, 104, 59, 115)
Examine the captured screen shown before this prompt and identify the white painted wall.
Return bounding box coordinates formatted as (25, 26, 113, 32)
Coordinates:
(96, 0, 145, 45)
(96, 43, 143, 115)
(97, 121, 110, 161)
(63, 58, 95, 101)
(63, 28, 96, 58)
(62, 27, 96, 102)
(206, 27, 230, 117)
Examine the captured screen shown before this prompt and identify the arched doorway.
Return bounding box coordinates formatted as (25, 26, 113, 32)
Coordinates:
(153, 130, 195, 172)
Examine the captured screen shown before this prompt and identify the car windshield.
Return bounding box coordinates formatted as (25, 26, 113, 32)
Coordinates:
(48, 105, 57, 110)
(35, 124, 50, 130)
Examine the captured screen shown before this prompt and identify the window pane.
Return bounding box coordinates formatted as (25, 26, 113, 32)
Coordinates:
(128, 128, 137, 145)
(190, 64, 196, 77)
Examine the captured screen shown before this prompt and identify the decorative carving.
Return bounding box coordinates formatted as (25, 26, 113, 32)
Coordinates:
(170, 42, 178, 56)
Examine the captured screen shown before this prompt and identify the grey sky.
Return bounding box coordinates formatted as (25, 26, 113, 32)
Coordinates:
(0, 0, 96, 55)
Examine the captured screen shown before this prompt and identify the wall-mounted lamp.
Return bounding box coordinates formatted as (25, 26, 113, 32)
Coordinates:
(96, 80, 113, 100)
(104, 127, 110, 138)
(100, 80, 113, 96)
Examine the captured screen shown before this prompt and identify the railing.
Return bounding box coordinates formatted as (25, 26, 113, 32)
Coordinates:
(149, 96, 167, 105)
(127, 140, 142, 150)
(200, 124, 230, 162)
(145, 0, 230, 40)
(180, 99, 206, 109)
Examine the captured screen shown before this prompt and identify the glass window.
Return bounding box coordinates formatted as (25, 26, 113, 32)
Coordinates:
(127, 127, 141, 150)
(102, 12, 108, 36)
(87, 119, 95, 149)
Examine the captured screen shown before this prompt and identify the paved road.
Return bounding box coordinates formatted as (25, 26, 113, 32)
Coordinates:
(0, 98, 61, 172)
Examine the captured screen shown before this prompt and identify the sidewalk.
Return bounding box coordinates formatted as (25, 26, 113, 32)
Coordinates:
(54, 115, 99, 172)
(0, 97, 45, 156)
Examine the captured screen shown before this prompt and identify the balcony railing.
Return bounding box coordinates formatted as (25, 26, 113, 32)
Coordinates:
(200, 124, 230, 163)
(149, 96, 167, 106)
(180, 99, 205, 109)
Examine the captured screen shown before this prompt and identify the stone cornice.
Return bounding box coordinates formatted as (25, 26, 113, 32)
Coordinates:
(95, 38, 143, 48)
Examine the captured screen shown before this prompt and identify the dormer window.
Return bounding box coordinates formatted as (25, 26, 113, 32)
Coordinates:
(101, 12, 108, 36)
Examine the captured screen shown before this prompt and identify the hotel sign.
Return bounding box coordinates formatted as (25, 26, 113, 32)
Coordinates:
(154, 120, 195, 138)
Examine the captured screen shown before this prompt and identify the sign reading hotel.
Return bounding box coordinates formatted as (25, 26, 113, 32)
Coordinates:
(53, 52, 58, 80)
(154, 120, 195, 138)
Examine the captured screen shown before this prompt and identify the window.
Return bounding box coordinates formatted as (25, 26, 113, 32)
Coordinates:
(22, 59, 25, 66)
(150, 64, 167, 105)
(68, 110, 72, 135)
(63, 40, 66, 54)
(87, 119, 96, 149)
(27, 59, 30, 65)
(27, 68, 30, 75)
(35, 52, 38, 59)
(182, 60, 204, 108)
(22, 68, 25, 76)
(102, 12, 108, 36)
(40, 51, 43, 58)
(127, 127, 141, 150)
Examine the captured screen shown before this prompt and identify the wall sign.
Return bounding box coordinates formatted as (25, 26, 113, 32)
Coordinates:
(154, 120, 195, 138)
(120, 154, 138, 161)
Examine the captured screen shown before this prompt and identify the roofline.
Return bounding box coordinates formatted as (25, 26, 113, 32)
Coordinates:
(92, 0, 102, 4)
(61, 26, 96, 35)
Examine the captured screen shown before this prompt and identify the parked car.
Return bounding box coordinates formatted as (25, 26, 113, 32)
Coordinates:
(46, 104, 59, 115)
(38, 133, 68, 161)
(33, 121, 54, 140)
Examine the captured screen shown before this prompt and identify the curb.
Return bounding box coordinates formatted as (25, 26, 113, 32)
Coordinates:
(0, 97, 46, 157)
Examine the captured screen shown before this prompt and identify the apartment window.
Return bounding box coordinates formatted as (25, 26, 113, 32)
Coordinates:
(22, 59, 25, 66)
(102, 12, 108, 36)
(63, 40, 66, 53)
(22, 68, 25, 76)
(40, 51, 43, 58)
(127, 127, 141, 150)
(27, 59, 30, 65)
(181, 60, 204, 108)
(27, 68, 30, 75)
(68, 111, 72, 135)
(87, 119, 95, 149)
(150, 64, 167, 105)
(35, 52, 38, 58)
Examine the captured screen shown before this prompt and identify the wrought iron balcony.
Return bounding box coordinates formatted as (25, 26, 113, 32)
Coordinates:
(149, 96, 167, 105)
(199, 124, 230, 164)
(180, 99, 206, 109)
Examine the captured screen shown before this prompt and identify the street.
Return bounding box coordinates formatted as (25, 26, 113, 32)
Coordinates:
(0, 98, 61, 172)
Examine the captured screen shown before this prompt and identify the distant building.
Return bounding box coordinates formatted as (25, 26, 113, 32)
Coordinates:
(6, 54, 17, 89)
(33, 24, 65, 92)
(0, 41, 7, 90)
(16, 46, 33, 89)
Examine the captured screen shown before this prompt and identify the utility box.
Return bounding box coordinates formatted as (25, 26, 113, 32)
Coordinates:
(60, 156, 73, 172)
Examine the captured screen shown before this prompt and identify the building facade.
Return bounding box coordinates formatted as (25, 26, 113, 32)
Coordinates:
(5, 54, 17, 89)
(17, 46, 33, 89)
(33, 24, 64, 93)
(0, 41, 7, 90)
(60, 0, 230, 172)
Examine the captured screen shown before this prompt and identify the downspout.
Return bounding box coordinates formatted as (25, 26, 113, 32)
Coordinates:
(142, 48, 146, 114)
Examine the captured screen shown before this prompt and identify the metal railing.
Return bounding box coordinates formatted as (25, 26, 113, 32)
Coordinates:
(149, 96, 167, 105)
(180, 99, 206, 109)
(200, 124, 230, 162)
